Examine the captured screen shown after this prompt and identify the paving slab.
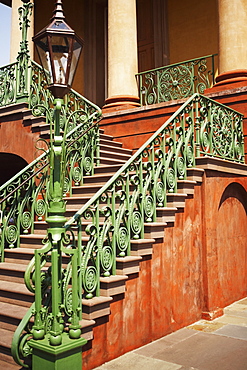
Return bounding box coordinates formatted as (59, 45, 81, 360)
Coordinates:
(94, 352, 183, 370)
(214, 323, 247, 341)
(215, 314, 247, 326)
(153, 332, 247, 370)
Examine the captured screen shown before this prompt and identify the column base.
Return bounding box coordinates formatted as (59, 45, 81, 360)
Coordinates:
(201, 307, 224, 321)
(205, 69, 247, 93)
(102, 95, 140, 113)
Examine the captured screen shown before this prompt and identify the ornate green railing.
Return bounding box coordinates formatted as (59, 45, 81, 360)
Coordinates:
(0, 99, 101, 262)
(136, 54, 217, 105)
(14, 93, 244, 366)
(0, 62, 18, 105)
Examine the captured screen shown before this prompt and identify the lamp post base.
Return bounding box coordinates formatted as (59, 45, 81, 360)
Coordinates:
(29, 334, 87, 370)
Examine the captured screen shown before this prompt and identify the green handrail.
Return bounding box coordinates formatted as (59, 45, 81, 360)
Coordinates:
(136, 54, 218, 105)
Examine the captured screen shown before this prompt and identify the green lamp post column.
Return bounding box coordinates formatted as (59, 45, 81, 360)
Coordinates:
(29, 1, 85, 369)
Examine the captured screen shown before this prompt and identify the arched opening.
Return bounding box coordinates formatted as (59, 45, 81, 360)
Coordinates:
(0, 153, 28, 186)
(216, 182, 247, 306)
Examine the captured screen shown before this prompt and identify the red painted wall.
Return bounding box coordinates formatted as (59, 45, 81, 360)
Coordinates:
(82, 171, 247, 369)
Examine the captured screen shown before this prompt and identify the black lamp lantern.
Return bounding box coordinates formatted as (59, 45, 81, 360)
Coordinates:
(33, 0, 84, 98)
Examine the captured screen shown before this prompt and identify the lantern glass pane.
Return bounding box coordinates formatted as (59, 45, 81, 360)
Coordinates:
(51, 35, 70, 85)
(68, 40, 83, 86)
(35, 37, 53, 83)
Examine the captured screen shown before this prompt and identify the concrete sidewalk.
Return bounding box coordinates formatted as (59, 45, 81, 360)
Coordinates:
(95, 297, 247, 370)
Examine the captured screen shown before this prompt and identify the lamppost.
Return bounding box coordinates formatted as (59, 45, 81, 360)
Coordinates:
(28, 1, 86, 369)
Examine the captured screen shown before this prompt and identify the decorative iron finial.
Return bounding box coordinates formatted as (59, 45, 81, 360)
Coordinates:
(52, 0, 65, 20)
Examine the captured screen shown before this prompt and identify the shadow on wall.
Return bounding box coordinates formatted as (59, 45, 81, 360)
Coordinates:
(218, 182, 247, 213)
(0, 153, 28, 186)
(216, 181, 247, 306)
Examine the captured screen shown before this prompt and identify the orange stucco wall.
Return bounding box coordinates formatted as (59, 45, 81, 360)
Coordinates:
(82, 171, 247, 369)
(167, 0, 218, 65)
(0, 109, 40, 164)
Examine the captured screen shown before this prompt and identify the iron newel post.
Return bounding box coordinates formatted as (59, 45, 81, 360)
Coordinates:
(29, 1, 85, 369)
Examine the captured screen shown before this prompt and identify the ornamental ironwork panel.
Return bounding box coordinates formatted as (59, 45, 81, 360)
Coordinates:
(136, 55, 217, 105)
(0, 63, 17, 106)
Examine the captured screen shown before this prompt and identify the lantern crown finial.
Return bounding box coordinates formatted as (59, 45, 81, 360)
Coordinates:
(52, 0, 65, 20)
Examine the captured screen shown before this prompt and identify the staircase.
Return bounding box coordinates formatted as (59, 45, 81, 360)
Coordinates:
(0, 129, 134, 368)
(0, 92, 245, 369)
(0, 125, 204, 369)
(0, 131, 206, 369)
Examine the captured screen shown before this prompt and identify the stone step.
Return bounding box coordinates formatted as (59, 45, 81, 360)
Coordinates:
(0, 302, 30, 331)
(177, 179, 197, 195)
(130, 238, 155, 256)
(156, 207, 177, 224)
(0, 262, 28, 284)
(0, 280, 33, 307)
(0, 359, 19, 369)
(100, 148, 131, 161)
(4, 248, 35, 265)
(82, 296, 113, 320)
(144, 222, 167, 240)
(187, 167, 204, 182)
(0, 328, 15, 365)
(100, 275, 128, 297)
(99, 138, 124, 148)
(99, 157, 127, 166)
(100, 143, 132, 156)
(116, 255, 142, 276)
(166, 193, 187, 208)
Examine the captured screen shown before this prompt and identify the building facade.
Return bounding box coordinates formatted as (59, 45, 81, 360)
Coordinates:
(4, 0, 246, 109)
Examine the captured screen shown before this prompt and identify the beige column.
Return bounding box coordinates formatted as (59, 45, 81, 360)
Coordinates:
(10, 0, 34, 63)
(104, 0, 139, 110)
(215, 0, 247, 88)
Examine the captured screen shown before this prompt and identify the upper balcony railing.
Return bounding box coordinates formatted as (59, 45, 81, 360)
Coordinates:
(136, 54, 218, 106)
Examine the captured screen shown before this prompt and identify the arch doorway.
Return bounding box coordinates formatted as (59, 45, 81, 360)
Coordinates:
(0, 153, 28, 186)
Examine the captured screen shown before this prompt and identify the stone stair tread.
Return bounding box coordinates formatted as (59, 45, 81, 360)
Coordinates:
(0, 262, 28, 272)
(167, 193, 187, 198)
(100, 274, 128, 283)
(157, 206, 177, 211)
(144, 222, 167, 227)
(20, 234, 45, 240)
(0, 328, 14, 347)
(79, 319, 96, 328)
(100, 153, 129, 165)
(82, 296, 113, 307)
(131, 238, 155, 244)
(0, 301, 29, 320)
(0, 359, 19, 369)
(116, 255, 142, 262)
(0, 280, 33, 296)
(5, 248, 35, 255)
(177, 179, 197, 184)
(188, 167, 204, 173)
(100, 143, 132, 154)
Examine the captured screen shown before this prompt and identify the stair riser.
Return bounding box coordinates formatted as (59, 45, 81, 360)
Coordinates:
(0, 317, 22, 332)
(100, 151, 131, 162)
(0, 293, 33, 308)
(4, 255, 33, 265)
(0, 271, 25, 284)
(19, 239, 44, 249)
(100, 145, 132, 156)
(0, 348, 15, 365)
(100, 158, 126, 165)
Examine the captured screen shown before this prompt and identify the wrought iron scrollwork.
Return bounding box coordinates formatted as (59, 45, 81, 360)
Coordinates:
(137, 54, 217, 105)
